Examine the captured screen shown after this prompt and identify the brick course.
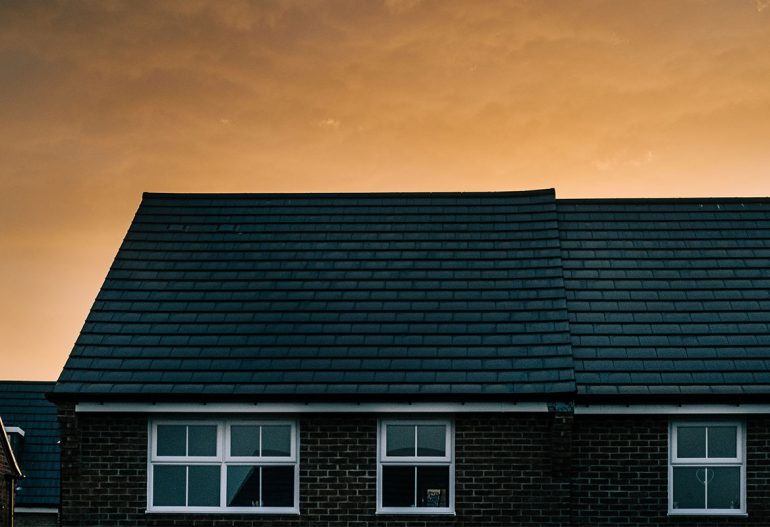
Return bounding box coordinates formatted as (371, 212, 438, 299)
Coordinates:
(15, 513, 58, 527)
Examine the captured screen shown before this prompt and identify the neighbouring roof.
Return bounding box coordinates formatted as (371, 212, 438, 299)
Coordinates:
(50, 190, 770, 401)
(0, 382, 59, 507)
(53, 190, 575, 397)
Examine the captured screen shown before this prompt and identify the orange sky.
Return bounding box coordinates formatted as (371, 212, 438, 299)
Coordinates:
(2, 0, 770, 380)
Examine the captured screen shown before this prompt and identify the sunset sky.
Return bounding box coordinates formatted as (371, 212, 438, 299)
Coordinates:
(2, 0, 770, 380)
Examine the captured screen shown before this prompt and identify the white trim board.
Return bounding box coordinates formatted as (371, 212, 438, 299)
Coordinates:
(5, 426, 25, 436)
(575, 404, 770, 415)
(14, 507, 58, 514)
(76, 401, 549, 414)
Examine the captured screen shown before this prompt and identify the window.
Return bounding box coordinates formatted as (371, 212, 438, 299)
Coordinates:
(148, 420, 298, 513)
(377, 419, 454, 514)
(669, 421, 745, 515)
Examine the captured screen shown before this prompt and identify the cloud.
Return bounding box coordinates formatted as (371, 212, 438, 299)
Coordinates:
(318, 118, 341, 129)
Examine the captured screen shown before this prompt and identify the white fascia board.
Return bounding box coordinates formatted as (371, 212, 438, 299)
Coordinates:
(76, 401, 548, 414)
(575, 404, 770, 415)
(5, 426, 25, 436)
(14, 507, 59, 514)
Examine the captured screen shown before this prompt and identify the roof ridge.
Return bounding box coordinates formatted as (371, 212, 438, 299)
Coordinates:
(142, 189, 556, 199)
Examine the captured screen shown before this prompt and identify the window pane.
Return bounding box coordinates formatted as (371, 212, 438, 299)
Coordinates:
(708, 467, 741, 509)
(227, 465, 260, 507)
(417, 425, 446, 457)
(386, 425, 415, 456)
(672, 467, 706, 509)
(153, 465, 185, 506)
(231, 425, 260, 457)
(708, 426, 737, 458)
(262, 425, 292, 457)
(382, 466, 415, 507)
(157, 425, 186, 456)
(677, 426, 706, 458)
(262, 466, 294, 507)
(188, 465, 220, 506)
(417, 466, 449, 507)
(188, 425, 217, 457)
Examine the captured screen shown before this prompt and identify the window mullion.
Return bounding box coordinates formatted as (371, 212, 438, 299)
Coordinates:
(413, 465, 418, 507)
(259, 465, 263, 508)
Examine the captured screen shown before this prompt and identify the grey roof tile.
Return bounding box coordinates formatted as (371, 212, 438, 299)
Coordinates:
(560, 198, 770, 396)
(54, 190, 574, 398)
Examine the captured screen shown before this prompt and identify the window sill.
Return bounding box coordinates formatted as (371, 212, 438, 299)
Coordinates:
(376, 509, 456, 516)
(146, 508, 300, 515)
(668, 511, 747, 517)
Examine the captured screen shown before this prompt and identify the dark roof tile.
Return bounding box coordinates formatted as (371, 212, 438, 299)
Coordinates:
(55, 190, 574, 398)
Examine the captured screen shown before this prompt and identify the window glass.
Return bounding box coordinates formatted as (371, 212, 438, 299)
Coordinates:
(417, 425, 446, 457)
(672, 467, 706, 510)
(188, 425, 217, 457)
(416, 466, 449, 507)
(261, 466, 295, 507)
(153, 465, 186, 506)
(708, 426, 737, 458)
(227, 466, 260, 507)
(262, 425, 292, 457)
(677, 426, 706, 458)
(231, 425, 260, 457)
(670, 421, 744, 514)
(708, 467, 741, 509)
(382, 466, 415, 507)
(157, 425, 186, 456)
(188, 465, 220, 506)
(150, 420, 297, 511)
(386, 425, 415, 456)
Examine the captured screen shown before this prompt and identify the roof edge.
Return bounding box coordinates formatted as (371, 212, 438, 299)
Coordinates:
(142, 189, 556, 199)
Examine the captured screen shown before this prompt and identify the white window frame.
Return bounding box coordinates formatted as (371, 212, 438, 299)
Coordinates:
(147, 419, 299, 514)
(376, 418, 455, 515)
(668, 420, 746, 516)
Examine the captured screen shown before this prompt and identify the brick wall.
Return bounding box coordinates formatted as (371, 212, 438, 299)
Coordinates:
(15, 513, 58, 527)
(57, 405, 570, 527)
(572, 415, 770, 527)
(1, 444, 9, 527)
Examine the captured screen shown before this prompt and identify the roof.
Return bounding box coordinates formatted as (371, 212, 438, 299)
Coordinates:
(0, 382, 59, 507)
(558, 198, 770, 397)
(53, 190, 575, 398)
(50, 190, 770, 401)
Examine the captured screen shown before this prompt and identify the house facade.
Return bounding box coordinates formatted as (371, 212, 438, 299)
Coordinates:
(49, 190, 770, 526)
(0, 416, 23, 527)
